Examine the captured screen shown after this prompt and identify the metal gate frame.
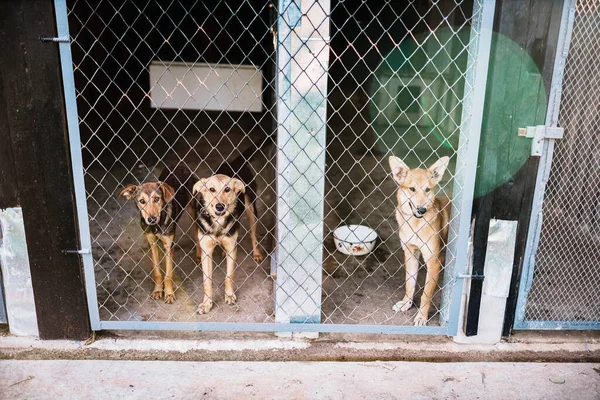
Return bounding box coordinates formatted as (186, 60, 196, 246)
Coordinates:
(55, 0, 495, 335)
(513, 0, 590, 330)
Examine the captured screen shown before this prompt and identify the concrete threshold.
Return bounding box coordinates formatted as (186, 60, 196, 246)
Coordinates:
(1, 330, 600, 362)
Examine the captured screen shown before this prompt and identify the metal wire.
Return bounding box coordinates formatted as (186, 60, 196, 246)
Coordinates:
(524, 0, 600, 326)
(65, 0, 484, 330)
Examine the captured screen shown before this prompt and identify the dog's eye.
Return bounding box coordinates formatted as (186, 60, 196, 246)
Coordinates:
(154, 197, 160, 203)
(409, 187, 416, 192)
(209, 187, 216, 193)
(224, 187, 231, 193)
(139, 199, 146, 205)
(425, 188, 431, 193)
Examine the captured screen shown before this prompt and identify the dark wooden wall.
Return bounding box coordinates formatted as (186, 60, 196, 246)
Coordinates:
(0, 0, 91, 339)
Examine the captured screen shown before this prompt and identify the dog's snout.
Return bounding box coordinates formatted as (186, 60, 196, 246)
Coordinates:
(417, 206, 427, 215)
(215, 203, 225, 212)
(147, 216, 158, 224)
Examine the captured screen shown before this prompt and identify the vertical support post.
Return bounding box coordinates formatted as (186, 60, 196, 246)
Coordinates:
(275, 0, 330, 326)
(442, 0, 496, 334)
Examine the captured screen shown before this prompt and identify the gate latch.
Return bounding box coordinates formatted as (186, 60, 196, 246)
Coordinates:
(518, 126, 564, 156)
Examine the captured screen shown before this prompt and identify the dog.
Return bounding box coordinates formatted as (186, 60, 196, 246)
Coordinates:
(119, 165, 196, 303)
(389, 155, 450, 325)
(192, 142, 268, 314)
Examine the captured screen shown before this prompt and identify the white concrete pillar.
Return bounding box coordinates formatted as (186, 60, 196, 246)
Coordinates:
(274, 0, 330, 331)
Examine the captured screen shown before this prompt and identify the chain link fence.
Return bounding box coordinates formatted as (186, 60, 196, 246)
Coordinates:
(523, 0, 600, 327)
(65, 0, 486, 331)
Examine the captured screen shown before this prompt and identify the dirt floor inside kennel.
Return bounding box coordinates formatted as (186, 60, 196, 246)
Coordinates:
(85, 86, 451, 328)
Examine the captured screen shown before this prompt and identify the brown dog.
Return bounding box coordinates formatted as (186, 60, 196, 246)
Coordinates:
(193, 174, 251, 314)
(119, 165, 196, 303)
(389, 156, 450, 325)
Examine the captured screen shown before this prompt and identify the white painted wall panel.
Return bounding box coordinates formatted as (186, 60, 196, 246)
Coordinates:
(149, 62, 263, 112)
(0, 208, 39, 337)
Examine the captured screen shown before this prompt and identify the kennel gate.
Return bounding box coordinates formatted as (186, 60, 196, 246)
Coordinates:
(515, 0, 600, 330)
(56, 0, 495, 334)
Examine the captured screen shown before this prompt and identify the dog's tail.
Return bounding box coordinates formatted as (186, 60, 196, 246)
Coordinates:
(236, 133, 276, 163)
(158, 163, 198, 202)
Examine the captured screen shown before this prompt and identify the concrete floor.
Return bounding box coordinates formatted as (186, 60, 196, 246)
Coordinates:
(1, 360, 599, 399)
(2, 330, 600, 398)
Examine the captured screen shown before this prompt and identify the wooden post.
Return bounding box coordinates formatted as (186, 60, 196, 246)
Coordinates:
(0, 0, 91, 339)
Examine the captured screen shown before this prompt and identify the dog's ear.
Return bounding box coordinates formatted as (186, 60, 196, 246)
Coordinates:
(230, 178, 246, 195)
(159, 182, 176, 203)
(389, 156, 409, 185)
(428, 156, 449, 184)
(118, 184, 138, 200)
(192, 178, 208, 196)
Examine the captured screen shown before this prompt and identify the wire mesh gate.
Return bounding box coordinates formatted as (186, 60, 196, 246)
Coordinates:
(515, 0, 600, 330)
(56, 0, 494, 334)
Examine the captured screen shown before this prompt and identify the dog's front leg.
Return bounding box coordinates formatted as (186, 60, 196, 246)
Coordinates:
(159, 234, 176, 304)
(145, 233, 164, 300)
(221, 234, 238, 305)
(415, 246, 442, 326)
(197, 234, 217, 314)
(244, 195, 263, 263)
(393, 244, 419, 313)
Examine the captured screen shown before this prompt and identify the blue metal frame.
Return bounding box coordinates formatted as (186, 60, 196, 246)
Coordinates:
(54, 0, 101, 331)
(444, 0, 496, 335)
(99, 321, 447, 334)
(514, 0, 589, 331)
(55, 0, 496, 335)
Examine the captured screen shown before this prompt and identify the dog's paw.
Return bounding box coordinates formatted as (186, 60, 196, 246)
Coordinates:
(392, 297, 413, 312)
(151, 288, 164, 300)
(225, 292, 237, 305)
(164, 291, 176, 304)
(253, 250, 263, 263)
(197, 299, 214, 315)
(413, 311, 428, 326)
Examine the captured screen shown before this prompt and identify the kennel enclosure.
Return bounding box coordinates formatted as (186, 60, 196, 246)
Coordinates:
(45, 0, 592, 336)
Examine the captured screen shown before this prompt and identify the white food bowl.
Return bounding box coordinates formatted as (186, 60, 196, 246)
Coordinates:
(333, 225, 378, 256)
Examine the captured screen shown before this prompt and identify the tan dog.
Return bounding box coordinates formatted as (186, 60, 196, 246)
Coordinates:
(389, 156, 450, 325)
(119, 165, 196, 303)
(193, 174, 249, 314)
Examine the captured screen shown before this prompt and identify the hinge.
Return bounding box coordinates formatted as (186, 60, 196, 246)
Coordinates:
(457, 274, 485, 280)
(62, 248, 91, 255)
(39, 35, 70, 43)
(517, 125, 564, 156)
